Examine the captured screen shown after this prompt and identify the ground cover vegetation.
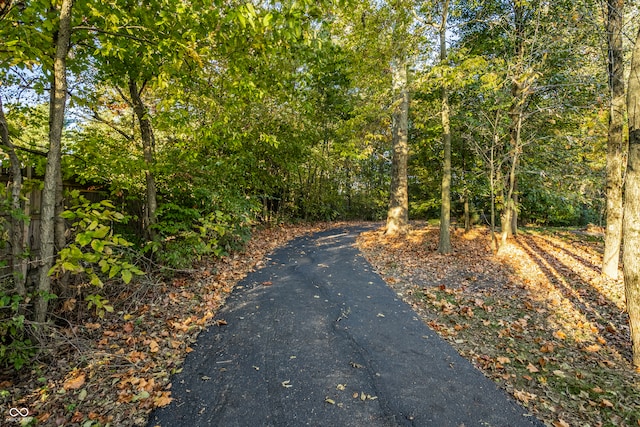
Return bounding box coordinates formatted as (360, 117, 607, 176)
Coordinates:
(1, 0, 640, 425)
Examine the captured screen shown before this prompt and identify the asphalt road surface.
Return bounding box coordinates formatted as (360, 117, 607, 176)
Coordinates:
(148, 226, 543, 427)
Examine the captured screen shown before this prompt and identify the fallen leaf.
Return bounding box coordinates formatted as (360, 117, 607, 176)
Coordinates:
(553, 330, 567, 340)
(513, 389, 537, 405)
(584, 344, 601, 352)
(64, 372, 86, 390)
(526, 363, 539, 373)
(540, 343, 554, 353)
(600, 398, 614, 408)
(552, 419, 570, 427)
(149, 340, 160, 353)
(282, 380, 292, 388)
(325, 397, 336, 404)
(154, 392, 173, 408)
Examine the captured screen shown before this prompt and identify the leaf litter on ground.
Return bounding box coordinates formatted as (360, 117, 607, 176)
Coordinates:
(356, 224, 639, 427)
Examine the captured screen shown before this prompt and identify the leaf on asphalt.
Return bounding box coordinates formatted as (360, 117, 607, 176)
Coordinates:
(350, 361, 364, 369)
(377, 313, 385, 317)
(325, 397, 335, 404)
(154, 391, 173, 408)
(336, 383, 346, 391)
(282, 380, 292, 388)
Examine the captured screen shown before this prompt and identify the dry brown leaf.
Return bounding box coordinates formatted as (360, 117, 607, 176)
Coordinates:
(63, 372, 86, 390)
(600, 398, 614, 408)
(526, 363, 539, 373)
(154, 391, 173, 408)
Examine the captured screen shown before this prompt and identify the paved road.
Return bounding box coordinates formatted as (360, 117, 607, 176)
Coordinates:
(148, 226, 542, 427)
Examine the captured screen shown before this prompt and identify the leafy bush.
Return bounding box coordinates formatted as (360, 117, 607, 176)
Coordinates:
(50, 191, 144, 317)
(154, 197, 258, 269)
(0, 293, 36, 370)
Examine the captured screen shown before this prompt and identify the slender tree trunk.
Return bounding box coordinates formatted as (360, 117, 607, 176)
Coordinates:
(603, 0, 626, 281)
(55, 165, 65, 251)
(463, 191, 470, 232)
(624, 23, 640, 369)
(35, 0, 74, 323)
(438, 0, 452, 253)
(128, 78, 158, 241)
(385, 58, 409, 235)
(0, 96, 27, 297)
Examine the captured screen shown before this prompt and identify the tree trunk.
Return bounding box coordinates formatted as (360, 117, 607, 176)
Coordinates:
(624, 23, 640, 369)
(128, 78, 158, 241)
(603, 0, 626, 281)
(0, 96, 27, 297)
(463, 191, 470, 232)
(438, 0, 452, 253)
(35, 0, 74, 323)
(385, 58, 409, 235)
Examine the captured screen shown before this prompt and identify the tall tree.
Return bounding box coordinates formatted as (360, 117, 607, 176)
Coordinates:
(385, 2, 412, 235)
(437, 0, 452, 253)
(35, 0, 74, 322)
(624, 18, 640, 369)
(602, 0, 625, 281)
(386, 56, 410, 235)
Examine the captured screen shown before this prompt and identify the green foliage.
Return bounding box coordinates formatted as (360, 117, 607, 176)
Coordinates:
(154, 196, 258, 269)
(0, 294, 36, 370)
(51, 191, 143, 316)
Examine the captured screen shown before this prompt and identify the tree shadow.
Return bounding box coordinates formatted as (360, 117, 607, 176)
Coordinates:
(515, 234, 631, 362)
(534, 234, 603, 276)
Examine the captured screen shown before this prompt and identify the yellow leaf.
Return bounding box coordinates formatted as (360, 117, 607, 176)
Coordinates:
(553, 330, 567, 340)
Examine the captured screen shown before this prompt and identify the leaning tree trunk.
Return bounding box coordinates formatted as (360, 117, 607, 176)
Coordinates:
(603, 0, 626, 281)
(128, 78, 158, 241)
(35, 0, 74, 323)
(624, 23, 640, 369)
(385, 58, 409, 236)
(0, 96, 27, 297)
(438, 0, 452, 254)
